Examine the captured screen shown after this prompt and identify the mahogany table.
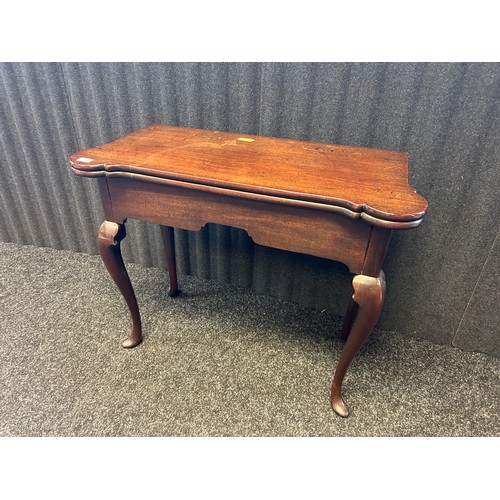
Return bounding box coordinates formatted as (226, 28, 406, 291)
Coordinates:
(70, 124, 428, 417)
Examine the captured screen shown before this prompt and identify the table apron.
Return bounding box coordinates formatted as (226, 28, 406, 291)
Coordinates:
(105, 177, 372, 274)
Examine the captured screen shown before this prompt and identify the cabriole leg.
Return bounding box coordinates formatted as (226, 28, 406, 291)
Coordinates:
(341, 298, 359, 340)
(97, 220, 142, 348)
(160, 225, 179, 297)
(331, 270, 386, 417)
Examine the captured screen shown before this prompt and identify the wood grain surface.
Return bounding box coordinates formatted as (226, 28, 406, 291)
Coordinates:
(70, 124, 428, 224)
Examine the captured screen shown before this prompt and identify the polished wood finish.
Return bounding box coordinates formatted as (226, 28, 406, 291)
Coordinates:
(362, 226, 392, 276)
(97, 220, 142, 348)
(341, 298, 359, 340)
(107, 177, 371, 274)
(71, 124, 428, 417)
(70, 124, 428, 228)
(331, 271, 386, 417)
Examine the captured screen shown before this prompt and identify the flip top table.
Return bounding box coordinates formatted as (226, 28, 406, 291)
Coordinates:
(70, 124, 428, 417)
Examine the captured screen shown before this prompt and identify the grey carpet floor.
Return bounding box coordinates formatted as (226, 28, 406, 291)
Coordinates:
(0, 241, 498, 436)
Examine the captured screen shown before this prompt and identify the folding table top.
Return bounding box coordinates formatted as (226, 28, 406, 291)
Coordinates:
(70, 124, 428, 225)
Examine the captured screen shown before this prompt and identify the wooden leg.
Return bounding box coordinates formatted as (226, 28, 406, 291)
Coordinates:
(97, 220, 142, 348)
(331, 270, 386, 417)
(341, 298, 359, 340)
(160, 225, 180, 297)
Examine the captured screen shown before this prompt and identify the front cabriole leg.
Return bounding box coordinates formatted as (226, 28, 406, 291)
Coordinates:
(97, 220, 142, 348)
(331, 270, 386, 417)
(341, 298, 359, 340)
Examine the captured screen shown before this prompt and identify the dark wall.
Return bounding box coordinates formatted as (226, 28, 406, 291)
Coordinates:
(1, 62, 498, 357)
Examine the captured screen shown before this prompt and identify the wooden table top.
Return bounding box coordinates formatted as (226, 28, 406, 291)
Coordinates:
(70, 124, 428, 224)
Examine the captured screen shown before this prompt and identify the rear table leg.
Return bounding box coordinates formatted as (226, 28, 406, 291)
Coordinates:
(160, 225, 180, 297)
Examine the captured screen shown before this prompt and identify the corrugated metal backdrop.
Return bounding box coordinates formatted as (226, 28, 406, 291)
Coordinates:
(1, 62, 499, 356)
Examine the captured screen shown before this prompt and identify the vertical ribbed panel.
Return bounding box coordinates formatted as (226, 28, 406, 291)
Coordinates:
(0, 62, 100, 254)
(1, 62, 498, 356)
